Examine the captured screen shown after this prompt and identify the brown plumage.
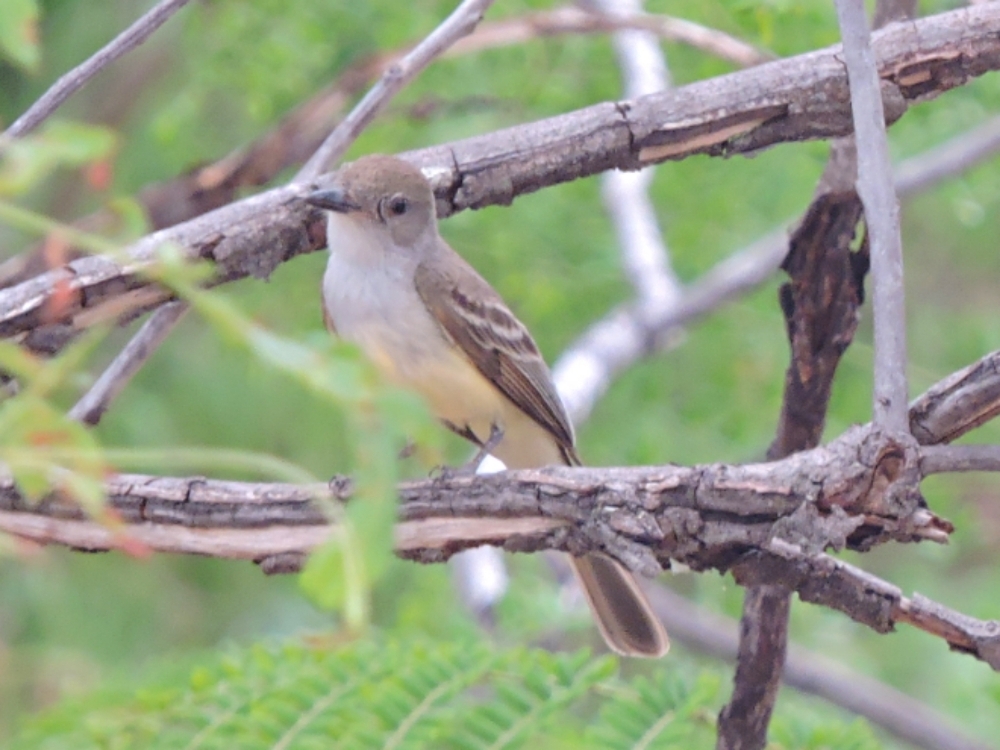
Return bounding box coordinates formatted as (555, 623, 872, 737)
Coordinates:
(308, 154, 669, 657)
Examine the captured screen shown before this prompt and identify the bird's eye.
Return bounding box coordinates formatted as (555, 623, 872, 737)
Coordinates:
(388, 196, 408, 216)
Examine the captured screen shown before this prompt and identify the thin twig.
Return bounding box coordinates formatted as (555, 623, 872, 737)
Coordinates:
(644, 585, 994, 750)
(894, 115, 1000, 196)
(64, 0, 498, 426)
(920, 444, 1000, 474)
(68, 301, 188, 426)
(447, 6, 773, 68)
(835, 0, 909, 431)
(555, 0, 681, 413)
(295, 0, 496, 182)
(0, 3, 997, 344)
(0, 0, 192, 144)
(594, 0, 682, 314)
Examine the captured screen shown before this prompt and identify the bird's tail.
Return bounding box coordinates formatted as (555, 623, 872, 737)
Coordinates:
(569, 553, 670, 657)
(494, 419, 669, 657)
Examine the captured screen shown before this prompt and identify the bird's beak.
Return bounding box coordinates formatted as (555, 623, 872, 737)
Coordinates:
(305, 187, 362, 213)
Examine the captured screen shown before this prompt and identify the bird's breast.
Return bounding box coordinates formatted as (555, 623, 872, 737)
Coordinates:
(322, 248, 503, 430)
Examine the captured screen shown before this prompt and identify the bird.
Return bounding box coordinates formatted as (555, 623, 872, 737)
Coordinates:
(304, 153, 669, 657)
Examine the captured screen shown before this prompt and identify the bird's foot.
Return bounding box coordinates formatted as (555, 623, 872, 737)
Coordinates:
(432, 423, 505, 480)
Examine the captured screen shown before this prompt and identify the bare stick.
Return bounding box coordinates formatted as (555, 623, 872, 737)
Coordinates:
(68, 301, 188, 425)
(448, 6, 772, 68)
(895, 115, 1000, 196)
(645, 585, 994, 750)
(920, 444, 1000, 474)
(556, 0, 682, 414)
(595, 0, 682, 314)
(719, 190, 866, 748)
(835, 0, 909, 431)
(1, 0, 192, 143)
(1, 3, 998, 343)
(295, 0, 496, 182)
(61, 0, 494, 426)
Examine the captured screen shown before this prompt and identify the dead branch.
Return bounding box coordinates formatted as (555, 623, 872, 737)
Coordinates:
(646, 585, 993, 750)
(719, 187, 867, 747)
(3, 339, 999, 663)
(295, 0, 496, 181)
(1, 3, 998, 344)
(1, 423, 997, 665)
(836, 0, 909, 432)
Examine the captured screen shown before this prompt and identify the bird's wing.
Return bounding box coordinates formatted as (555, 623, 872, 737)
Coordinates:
(415, 244, 579, 464)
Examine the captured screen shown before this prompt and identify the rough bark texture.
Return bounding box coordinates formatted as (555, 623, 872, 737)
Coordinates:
(4, 341, 1000, 664)
(1, 4, 999, 346)
(1, 437, 999, 666)
(768, 193, 867, 459)
(0, 428, 940, 565)
(718, 191, 868, 750)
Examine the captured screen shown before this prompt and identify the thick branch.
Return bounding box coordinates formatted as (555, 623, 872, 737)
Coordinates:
(719, 184, 867, 748)
(1, 3, 999, 341)
(3, 427, 998, 665)
(6, 340, 1000, 661)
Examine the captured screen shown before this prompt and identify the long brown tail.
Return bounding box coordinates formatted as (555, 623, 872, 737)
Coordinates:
(570, 553, 670, 657)
(493, 424, 669, 657)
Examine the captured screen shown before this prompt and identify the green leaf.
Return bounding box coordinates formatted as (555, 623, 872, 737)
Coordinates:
(7, 635, 888, 750)
(0, 394, 106, 510)
(0, 120, 116, 195)
(0, 0, 39, 72)
(151, 245, 441, 630)
(583, 671, 719, 750)
(299, 522, 369, 632)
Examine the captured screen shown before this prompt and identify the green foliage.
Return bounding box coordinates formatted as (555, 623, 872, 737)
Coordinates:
(0, 120, 116, 195)
(768, 716, 881, 750)
(584, 672, 718, 749)
(0, 333, 107, 512)
(2, 0, 1000, 747)
(4, 639, 707, 750)
(7, 636, 886, 749)
(0, 0, 39, 72)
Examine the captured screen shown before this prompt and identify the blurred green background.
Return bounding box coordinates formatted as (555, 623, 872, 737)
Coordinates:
(1, 0, 999, 746)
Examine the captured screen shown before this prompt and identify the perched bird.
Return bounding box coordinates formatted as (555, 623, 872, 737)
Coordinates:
(305, 154, 669, 657)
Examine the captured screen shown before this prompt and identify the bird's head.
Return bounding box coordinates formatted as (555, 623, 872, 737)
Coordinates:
(305, 154, 437, 251)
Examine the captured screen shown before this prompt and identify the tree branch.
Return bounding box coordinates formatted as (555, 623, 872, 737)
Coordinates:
(646, 585, 994, 750)
(1, 2, 998, 342)
(920, 444, 1000, 474)
(894, 114, 1000, 196)
(836, 0, 909, 431)
(0, 0, 192, 144)
(719, 187, 867, 748)
(68, 300, 188, 425)
(2, 426, 995, 664)
(5, 340, 1000, 663)
(448, 6, 773, 69)
(295, 0, 496, 181)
